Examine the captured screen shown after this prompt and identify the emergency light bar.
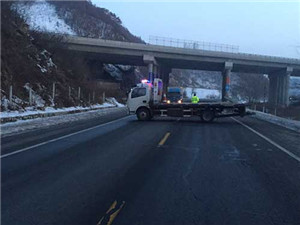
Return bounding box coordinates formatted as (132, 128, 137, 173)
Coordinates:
(141, 79, 149, 83)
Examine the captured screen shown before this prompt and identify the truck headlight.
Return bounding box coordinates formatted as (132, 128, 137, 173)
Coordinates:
(178, 100, 182, 104)
(167, 100, 171, 104)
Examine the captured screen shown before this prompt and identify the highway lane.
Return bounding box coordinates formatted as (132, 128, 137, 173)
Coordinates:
(1, 107, 128, 156)
(1, 116, 300, 225)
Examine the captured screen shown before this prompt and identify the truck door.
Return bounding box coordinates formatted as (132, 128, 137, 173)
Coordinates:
(127, 87, 148, 113)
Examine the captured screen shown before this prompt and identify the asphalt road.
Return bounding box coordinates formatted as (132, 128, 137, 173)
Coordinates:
(1, 114, 300, 225)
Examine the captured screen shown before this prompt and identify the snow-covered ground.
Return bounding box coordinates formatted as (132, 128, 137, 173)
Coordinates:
(249, 110, 300, 133)
(1, 103, 116, 119)
(1, 107, 128, 137)
(1, 98, 124, 120)
(184, 87, 221, 99)
(11, 0, 76, 35)
(290, 77, 300, 97)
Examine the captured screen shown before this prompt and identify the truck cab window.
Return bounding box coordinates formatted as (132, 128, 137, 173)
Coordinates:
(131, 88, 146, 98)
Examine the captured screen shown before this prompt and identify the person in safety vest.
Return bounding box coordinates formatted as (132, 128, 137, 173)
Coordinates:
(191, 93, 199, 103)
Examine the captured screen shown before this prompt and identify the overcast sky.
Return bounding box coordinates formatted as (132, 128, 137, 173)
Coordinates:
(92, 1, 300, 59)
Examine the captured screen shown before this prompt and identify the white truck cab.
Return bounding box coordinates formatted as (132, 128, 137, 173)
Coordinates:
(127, 79, 163, 120)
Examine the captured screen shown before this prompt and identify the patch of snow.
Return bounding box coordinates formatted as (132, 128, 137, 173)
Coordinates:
(0, 102, 125, 119)
(184, 87, 221, 100)
(106, 97, 125, 107)
(103, 64, 123, 81)
(24, 83, 45, 107)
(1, 96, 10, 111)
(47, 58, 57, 68)
(1, 107, 128, 137)
(249, 109, 300, 133)
(11, 0, 76, 35)
(1, 94, 25, 111)
(117, 65, 132, 72)
(40, 49, 50, 58)
(290, 77, 300, 97)
(37, 64, 47, 73)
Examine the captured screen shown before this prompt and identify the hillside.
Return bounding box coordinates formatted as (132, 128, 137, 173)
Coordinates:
(1, 0, 145, 111)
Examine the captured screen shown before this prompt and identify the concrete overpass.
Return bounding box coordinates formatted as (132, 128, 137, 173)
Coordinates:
(62, 36, 300, 105)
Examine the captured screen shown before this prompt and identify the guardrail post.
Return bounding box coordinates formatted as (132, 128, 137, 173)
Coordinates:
(9, 85, 12, 102)
(29, 88, 32, 106)
(102, 92, 105, 103)
(78, 87, 81, 99)
(52, 82, 55, 104)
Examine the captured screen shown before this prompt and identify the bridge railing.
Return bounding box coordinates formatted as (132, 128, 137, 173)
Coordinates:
(148, 36, 240, 53)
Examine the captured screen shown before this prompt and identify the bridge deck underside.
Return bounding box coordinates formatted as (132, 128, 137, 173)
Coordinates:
(66, 45, 297, 75)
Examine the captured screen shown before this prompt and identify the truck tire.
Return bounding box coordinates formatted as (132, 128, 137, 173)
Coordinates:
(201, 110, 215, 122)
(137, 108, 151, 121)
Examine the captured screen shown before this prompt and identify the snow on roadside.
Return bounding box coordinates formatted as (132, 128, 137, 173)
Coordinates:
(24, 83, 45, 107)
(106, 97, 125, 107)
(11, 0, 76, 35)
(249, 109, 300, 133)
(1, 107, 128, 137)
(0, 102, 123, 119)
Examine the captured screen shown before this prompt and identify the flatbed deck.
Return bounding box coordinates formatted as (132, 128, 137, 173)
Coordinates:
(150, 101, 250, 122)
(153, 102, 246, 109)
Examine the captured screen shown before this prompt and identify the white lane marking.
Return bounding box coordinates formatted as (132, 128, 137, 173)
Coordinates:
(1, 116, 132, 159)
(232, 117, 300, 163)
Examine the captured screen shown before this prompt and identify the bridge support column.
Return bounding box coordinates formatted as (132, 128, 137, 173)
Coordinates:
(268, 67, 293, 106)
(148, 63, 154, 82)
(161, 67, 171, 93)
(157, 66, 162, 79)
(143, 55, 158, 83)
(222, 62, 233, 102)
(153, 65, 158, 79)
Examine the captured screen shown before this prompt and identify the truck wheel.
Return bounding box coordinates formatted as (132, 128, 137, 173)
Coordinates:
(201, 110, 215, 122)
(137, 108, 151, 121)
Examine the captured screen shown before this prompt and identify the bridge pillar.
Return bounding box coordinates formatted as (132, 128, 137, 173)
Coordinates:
(161, 67, 171, 93)
(153, 65, 158, 79)
(143, 55, 158, 83)
(268, 67, 293, 106)
(148, 63, 154, 82)
(157, 66, 162, 79)
(222, 62, 233, 101)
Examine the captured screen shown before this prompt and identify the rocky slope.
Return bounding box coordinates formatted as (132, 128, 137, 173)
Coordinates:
(1, 0, 145, 111)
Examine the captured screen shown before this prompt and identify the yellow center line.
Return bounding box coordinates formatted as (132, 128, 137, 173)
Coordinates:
(97, 200, 125, 225)
(106, 201, 117, 213)
(107, 201, 125, 225)
(158, 132, 171, 146)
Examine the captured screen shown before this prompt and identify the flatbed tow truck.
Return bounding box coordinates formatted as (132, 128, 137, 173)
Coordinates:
(127, 78, 250, 122)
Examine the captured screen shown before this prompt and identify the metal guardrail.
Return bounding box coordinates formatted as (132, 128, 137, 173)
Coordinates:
(148, 36, 239, 53)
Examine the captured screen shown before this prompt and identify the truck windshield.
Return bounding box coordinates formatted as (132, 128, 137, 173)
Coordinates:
(167, 92, 181, 97)
(131, 88, 146, 98)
